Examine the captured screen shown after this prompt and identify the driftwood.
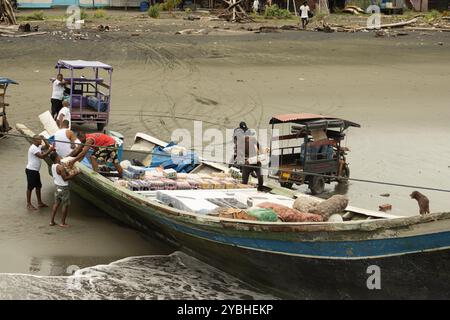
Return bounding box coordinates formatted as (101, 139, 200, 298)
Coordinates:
(354, 18, 418, 31)
(0, 31, 47, 38)
(217, 0, 254, 23)
(249, 24, 302, 33)
(0, 0, 16, 25)
(319, 18, 420, 33)
(175, 28, 209, 35)
(403, 26, 450, 32)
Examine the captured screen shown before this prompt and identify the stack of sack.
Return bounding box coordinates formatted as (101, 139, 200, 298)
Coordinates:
(293, 195, 349, 222)
(257, 202, 323, 222)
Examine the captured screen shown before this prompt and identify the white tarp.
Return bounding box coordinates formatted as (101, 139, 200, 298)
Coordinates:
(155, 189, 296, 214)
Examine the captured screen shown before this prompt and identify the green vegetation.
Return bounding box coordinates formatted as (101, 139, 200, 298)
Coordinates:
(93, 9, 107, 19)
(148, 4, 160, 18)
(264, 5, 292, 19)
(80, 9, 89, 20)
(159, 0, 181, 11)
(18, 11, 45, 21)
(424, 10, 441, 22)
(313, 12, 328, 22)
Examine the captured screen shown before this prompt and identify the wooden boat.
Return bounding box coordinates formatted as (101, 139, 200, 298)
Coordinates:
(16, 123, 450, 299)
(0, 77, 18, 139)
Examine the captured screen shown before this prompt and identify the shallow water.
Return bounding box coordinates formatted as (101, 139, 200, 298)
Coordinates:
(0, 252, 275, 300)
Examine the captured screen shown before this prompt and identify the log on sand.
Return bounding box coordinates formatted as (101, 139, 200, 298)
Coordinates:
(323, 18, 419, 32)
(0, 31, 48, 37)
(354, 18, 418, 31)
(403, 26, 450, 32)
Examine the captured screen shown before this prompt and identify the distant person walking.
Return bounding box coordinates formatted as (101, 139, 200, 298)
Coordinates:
(299, 1, 310, 29)
(49, 152, 80, 227)
(51, 74, 66, 120)
(25, 135, 54, 210)
(253, 0, 260, 14)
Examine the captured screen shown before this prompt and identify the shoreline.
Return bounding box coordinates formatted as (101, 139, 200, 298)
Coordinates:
(1, 15, 449, 275)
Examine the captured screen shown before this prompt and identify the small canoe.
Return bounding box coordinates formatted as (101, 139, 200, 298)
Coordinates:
(16, 123, 450, 299)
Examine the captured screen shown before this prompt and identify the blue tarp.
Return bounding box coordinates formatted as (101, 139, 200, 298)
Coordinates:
(0, 78, 18, 85)
(149, 142, 198, 173)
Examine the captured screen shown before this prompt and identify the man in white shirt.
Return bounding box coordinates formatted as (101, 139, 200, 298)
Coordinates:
(51, 74, 66, 119)
(54, 120, 78, 158)
(299, 1, 310, 29)
(253, 0, 260, 14)
(25, 135, 54, 210)
(49, 151, 80, 227)
(57, 100, 71, 129)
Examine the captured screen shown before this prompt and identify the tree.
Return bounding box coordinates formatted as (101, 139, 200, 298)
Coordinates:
(0, 0, 17, 25)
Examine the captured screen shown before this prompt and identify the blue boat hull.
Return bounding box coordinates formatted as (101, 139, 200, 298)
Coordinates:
(69, 171, 450, 299)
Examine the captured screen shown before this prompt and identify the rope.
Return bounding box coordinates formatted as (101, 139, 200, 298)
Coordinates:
(3, 131, 450, 193)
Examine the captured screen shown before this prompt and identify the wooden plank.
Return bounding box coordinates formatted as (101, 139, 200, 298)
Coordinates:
(346, 205, 403, 219)
(0, 31, 47, 38)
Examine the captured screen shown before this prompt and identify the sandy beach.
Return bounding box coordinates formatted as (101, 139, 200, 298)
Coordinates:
(1, 11, 450, 276)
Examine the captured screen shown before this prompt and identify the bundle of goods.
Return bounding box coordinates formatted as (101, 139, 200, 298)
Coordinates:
(216, 208, 258, 221)
(206, 198, 248, 209)
(127, 180, 154, 191)
(176, 181, 191, 190)
(60, 156, 81, 176)
(163, 168, 177, 179)
(257, 202, 323, 223)
(229, 167, 242, 180)
(156, 190, 219, 214)
(246, 208, 279, 222)
(116, 167, 254, 192)
(293, 194, 348, 221)
(114, 180, 129, 188)
(186, 179, 199, 189)
(161, 178, 176, 190)
(123, 165, 146, 179)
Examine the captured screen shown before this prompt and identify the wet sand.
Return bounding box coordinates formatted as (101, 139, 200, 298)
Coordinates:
(1, 21, 450, 275)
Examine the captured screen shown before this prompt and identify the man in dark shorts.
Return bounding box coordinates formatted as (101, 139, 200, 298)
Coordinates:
(51, 74, 66, 119)
(239, 136, 264, 191)
(70, 132, 123, 177)
(25, 135, 54, 210)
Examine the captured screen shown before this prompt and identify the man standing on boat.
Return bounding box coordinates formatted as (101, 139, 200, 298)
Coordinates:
(70, 132, 123, 177)
(232, 122, 256, 167)
(25, 135, 54, 210)
(237, 135, 264, 191)
(49, 152, 80, 227)
(50, 74, 66, 120)
(54, 120, 78, 158)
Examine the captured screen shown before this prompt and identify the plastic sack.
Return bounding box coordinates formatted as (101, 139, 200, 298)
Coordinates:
(247, 208, 278, 222)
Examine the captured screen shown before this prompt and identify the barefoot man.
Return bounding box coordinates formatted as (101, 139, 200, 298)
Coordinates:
(25, 135, 54, 210)
(49, 152, 80, 227)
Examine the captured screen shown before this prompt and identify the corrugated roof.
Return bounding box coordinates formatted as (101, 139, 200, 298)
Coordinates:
(0, 77, 18, 85)
(56, 60, 113, 70)
(269, 113, 360, 128)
